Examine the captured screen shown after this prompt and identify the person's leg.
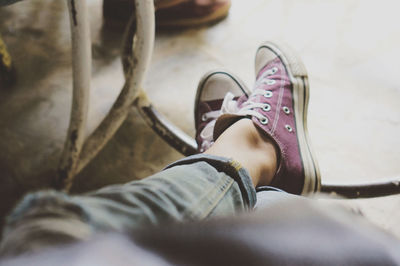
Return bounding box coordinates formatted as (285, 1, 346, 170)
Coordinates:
(0, 119, 275, 256)
(0, 41, 320, 256)
(0, 72, 272, 256)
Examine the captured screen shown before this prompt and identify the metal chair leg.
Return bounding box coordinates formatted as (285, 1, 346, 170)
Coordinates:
(57, 0, 91, 191)
(57, 0, 155, 191)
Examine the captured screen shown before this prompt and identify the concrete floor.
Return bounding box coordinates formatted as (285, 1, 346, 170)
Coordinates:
(0, 0, 399, 236)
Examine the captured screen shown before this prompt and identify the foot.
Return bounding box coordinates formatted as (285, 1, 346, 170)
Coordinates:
(214, 41, 321, 195)
(195, 70, 250, 152)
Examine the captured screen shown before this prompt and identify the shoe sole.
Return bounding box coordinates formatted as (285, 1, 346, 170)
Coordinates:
(157, 2, 231, 29)
(194, 69, 251, 131)
(256, 41, 321, 194)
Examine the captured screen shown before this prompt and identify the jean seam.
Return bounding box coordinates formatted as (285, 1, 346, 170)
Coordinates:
(182, 175, 235, 220)
(165, 154, 256, 208)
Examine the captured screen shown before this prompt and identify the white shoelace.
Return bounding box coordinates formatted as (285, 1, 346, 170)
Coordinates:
(199, 67, 276, 151)
(232, 68, 277, 124)
(199, 92, 239, 151)
(233, 88, 271, 124)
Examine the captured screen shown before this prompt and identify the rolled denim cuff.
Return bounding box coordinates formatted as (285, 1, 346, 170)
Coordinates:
(165, 154, 257, 209)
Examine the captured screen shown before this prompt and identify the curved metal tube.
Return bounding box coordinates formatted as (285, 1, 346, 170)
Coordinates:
(321, 177, 400, 199)
(57, 0, 91, 191)
(75, 0, 155, 175)
(135, 93, 198, 156)
(120, 10, 197, 156)
(59, 0, 155, 191)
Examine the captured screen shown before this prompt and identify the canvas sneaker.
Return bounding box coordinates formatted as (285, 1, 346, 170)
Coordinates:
(195, 70, 250, 152)
(214, 41, 321, 195)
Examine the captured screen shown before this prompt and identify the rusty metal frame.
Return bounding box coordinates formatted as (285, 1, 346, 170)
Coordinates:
(321, 178, 400, 199)
(59, 0, 399, 198)
(58, 0, 155, 191)
(119, 11, 198, 157)
(58, 0, 91, 191)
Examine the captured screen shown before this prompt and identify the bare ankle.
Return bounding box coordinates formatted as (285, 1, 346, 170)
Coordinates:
(206, 118, 278, 187)
(242, 119, 278, 186)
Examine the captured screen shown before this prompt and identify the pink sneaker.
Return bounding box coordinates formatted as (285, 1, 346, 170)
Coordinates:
(195, 70, 251, 152)
(214, 42, 321, 195)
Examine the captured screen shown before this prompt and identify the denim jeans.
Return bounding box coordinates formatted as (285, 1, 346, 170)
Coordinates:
(0, 154, 291, 256)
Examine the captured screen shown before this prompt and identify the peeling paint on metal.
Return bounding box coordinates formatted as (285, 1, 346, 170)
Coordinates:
(70, 0, 78, 26)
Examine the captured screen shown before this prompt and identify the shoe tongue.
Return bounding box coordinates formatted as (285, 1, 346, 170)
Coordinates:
(220, 92, 237, 113)
(202, 99, 223, 110)
(236, 94, 248, 108)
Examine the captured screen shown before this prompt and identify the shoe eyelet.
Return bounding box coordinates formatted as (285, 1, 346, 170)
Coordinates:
(259, 117, 269, 125)
(283, 106, 290, 114)
(266, 79, 276, 85)
(271, 67, 278, 74)
(262, 79, 276, 85)
(264, 91, 273, 98)
(285, 125, 293, 132)
(201, 114, 208, 121)
(262, 104, 271, 112)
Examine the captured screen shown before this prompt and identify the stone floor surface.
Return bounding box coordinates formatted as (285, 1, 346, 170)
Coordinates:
(0, 0, 399, 236)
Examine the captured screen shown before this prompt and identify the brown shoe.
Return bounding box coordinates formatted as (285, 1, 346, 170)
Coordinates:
(156, 0, 231, 29)
(103, 0, 230, 30)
